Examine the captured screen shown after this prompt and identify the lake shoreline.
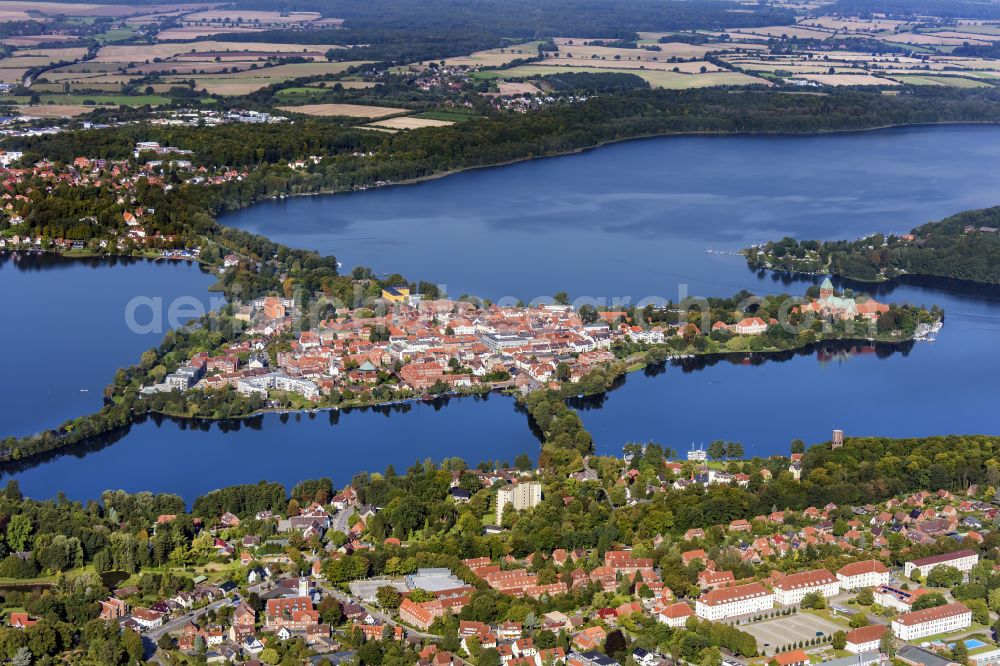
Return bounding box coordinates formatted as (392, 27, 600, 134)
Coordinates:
(233, 120, 1000, 211)
(0, 328, 929, 472)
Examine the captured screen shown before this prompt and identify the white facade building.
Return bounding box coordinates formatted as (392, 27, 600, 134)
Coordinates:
(695, 583, 773, 621)
(891, 602, 971, 641)
(903, 550, 978, 580)
(773, 569, 840, 606)
(837, 560, 890, 590)
(496, 481, 542, 523)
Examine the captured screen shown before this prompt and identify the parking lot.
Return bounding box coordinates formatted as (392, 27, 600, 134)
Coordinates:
(741, 613, 843, 654)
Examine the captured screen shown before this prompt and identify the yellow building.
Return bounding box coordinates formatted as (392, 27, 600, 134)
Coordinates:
(381, 285, 410, 302)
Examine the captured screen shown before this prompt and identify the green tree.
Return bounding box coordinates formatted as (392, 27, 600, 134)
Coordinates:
(801, 591, 826, 610)
(831, 631, 846, 650)
(707, 440, 726, 461)
(848, 612, 869, 629)
(6, 515, 32, 553)
(880, 633, 896, 658)
(927, 565, 963, 588)
(912, 592, 947, 611)
(376, 586, 402, 610)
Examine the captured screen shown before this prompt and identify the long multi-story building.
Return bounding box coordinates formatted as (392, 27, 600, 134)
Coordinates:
(891, 602, 971, 641)
(496, 482, 542, 523)
(773, 569, 840, 606)
(836, 560, 890, 590)
(695, 583, 773, 621)
(904, 550, 978, 580)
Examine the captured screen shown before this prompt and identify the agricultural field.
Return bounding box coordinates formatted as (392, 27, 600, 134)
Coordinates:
(407, 41, 545, 70)
(0, 1, 215, 18)
(276, 103, 407, 118)
(366, 116, 455, 130)
(796, 73, 900, 86)
(475, 65, 769, 89)
(543, 54, 725, 73)
(164, 61, 368, 95)
(888, 74, 992, 88)
(496, 81, 543, 95)
(14, 104, 99, 117)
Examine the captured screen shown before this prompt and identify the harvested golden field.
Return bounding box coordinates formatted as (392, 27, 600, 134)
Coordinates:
(931, 30, 1000, 42)
(496, 81, 542, 95)
(127, 61, 242, 75)
(94, 41, 342, 63)
(542, 54, 723, 73)
(156, 26, 264, 39)
(277, 103, 407, 118)
(480, 64, 769, 89)
(0, 48, 90, 70)
(886, 74, 993, 87)
(2, 35, 82, 47)
(555, 42, 715, 60)
(796, 73, 898, 86)
(16, 104, 96, 117)
(411, 42, 544, 69)
(729, 25, 833, 40)
(366, 117, 454, 130)
(887, 31, 992, 46)
(0, 68, 26, 83)
(0, 1, 214, 17)
(801, 16, 907, 32)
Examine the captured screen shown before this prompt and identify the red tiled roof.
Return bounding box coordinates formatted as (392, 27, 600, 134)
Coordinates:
(838, 560, 888, 577)
(845, 624, 886, 645)
(909, 550, 976, 567)
(774, 569, 836, 590)
(700, 582, 770, 606)
(895, 602, 969, 626)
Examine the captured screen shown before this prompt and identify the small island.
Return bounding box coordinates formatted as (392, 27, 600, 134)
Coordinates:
(0, 281, 941, 465)
(744, 206, 1000, 286)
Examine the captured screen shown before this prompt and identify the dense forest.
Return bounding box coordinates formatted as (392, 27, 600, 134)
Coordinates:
(826, 0, 1000, 19)
(227, 0, 795, 37)
(746, 206, 1000, 285)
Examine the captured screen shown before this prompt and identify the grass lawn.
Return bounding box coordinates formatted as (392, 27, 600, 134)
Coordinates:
(95, 28, 138, 44)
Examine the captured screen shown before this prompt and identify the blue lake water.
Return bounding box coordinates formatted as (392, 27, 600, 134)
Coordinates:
(4, 125, 1000, 502)
(0, 253, 219, 438)
(222, 125, 1000, 303)
(1, 395, 538, 501)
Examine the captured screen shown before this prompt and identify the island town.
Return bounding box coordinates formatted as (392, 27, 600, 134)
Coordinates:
(2, 433, 999, 666)
(140, 278, 927, 414)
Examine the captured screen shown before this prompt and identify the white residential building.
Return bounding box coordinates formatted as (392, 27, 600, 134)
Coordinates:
(837, 560, 890, 590)
(844, 625, 887, 654)
(773, 569, 840, 606)
(695, 583, 773, 621)
(904, 550, 978, 580)
(891, 602, 971, 641)
(496, 481, 542, 524)
(657, 603, 694, 628)
(873, 584, 930, 613)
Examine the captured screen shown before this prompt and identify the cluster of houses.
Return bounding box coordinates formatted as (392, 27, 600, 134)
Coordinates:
(161, 286, 877, 405)
(6, 459, 997, 666)
(0, 143, 250, 253)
